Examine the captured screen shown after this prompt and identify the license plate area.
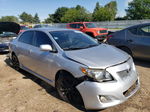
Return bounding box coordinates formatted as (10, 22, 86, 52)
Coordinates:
(123, 80, 137, 97)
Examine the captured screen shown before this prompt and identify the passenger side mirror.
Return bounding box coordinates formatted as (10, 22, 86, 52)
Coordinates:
(40, 44, 53, 51)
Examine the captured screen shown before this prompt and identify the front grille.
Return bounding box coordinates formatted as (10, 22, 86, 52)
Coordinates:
(99, 30, 107, 33)
(117, 58, 133, 79)
(123, 80, 137, 97)
(117, 68, 132, 79)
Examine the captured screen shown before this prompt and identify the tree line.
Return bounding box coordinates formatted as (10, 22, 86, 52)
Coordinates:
(0, 0, 150, 24)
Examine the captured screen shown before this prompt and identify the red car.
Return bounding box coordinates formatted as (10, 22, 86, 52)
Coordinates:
(67, 22, 108, 41)
(19, 25, 29, 33)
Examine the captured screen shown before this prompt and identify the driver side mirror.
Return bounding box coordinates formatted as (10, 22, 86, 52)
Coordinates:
(79, 26, 84, 30)
(40, 44, 53, 51)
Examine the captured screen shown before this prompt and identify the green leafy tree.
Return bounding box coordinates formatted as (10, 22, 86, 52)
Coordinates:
(34, 13, 40, 23)
(115, 16, 127, 20)
(61, 6, 92, 23)
(105, 1, 117, 20)
(93, 7, 112, 21)
(53, 7, 69, 23)
(19, 12, 34, 23)
(126, 0, 150, 19)
(44, 14, 54, 23)
(0, 16, 19, 23)
(93, 2, 101, 21)
(93, 1, 117, 21)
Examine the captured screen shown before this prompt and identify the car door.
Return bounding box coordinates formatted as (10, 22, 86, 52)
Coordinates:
(136, 25, 150, 59)
(126, 27, 145, 58)
(17, 31, 35, 68)
(69, 24, 78, 30)
(29, 31, 57, 80)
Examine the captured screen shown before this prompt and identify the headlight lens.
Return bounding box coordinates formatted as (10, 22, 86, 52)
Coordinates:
(96, 31, 100, 34)
(80, 67, 114, 82)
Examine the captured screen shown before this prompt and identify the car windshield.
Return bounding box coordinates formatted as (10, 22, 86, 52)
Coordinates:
(85, 23, 97, 28)
(50, 30, 99, 51)
(0, 32, 17, 37)
(21, 26, 29, 30)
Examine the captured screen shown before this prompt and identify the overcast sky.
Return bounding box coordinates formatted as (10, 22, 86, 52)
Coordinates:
(0, 0, 133, 21)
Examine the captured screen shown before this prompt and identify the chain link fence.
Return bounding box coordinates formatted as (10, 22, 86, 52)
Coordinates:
(38, 19, 150, 30)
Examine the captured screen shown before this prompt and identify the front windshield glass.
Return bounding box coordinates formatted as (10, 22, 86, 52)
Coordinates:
(85, 23, 97, 28)
(0, 32, 17, 37)
(50, 31, 99, 51)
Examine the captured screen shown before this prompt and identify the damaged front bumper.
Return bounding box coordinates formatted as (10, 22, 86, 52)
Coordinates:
(76, 78, 140, 110)
(76, 58, 140, 110)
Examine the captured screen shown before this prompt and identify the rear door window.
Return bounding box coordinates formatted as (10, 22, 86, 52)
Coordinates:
(18, 31, 34, 45)
(139, 25, 150, 36)
(76, 24, 84, 28)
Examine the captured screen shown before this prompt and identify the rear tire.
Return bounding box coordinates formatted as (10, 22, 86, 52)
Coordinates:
(11, 54, 20, 70)
(56, 73, 84, 107)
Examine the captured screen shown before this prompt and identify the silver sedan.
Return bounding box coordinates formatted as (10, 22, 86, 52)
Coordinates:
(9, 28, 140, 110)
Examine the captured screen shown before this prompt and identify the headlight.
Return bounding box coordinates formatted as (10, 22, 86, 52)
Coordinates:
(80, 67, 114, 82)
(96, 31, 100, 34)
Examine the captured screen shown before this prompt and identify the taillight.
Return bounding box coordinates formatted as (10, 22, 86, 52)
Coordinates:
(103, 35, 113, 43)
(107, 35, 113, 38)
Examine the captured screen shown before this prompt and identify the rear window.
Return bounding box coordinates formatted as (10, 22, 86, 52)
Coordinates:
(18, 31, 34, 45)
(69, 24, 83, 29)
(139, 25, 150, 36)
(141, 26, 150, 33)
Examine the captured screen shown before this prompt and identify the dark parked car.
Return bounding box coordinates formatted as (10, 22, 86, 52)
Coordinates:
(0, 22, 20, 52)
(107, 23, 150, 60)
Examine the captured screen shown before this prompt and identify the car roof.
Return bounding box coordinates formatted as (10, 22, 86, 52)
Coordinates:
(127, 23, 150, 29)
(26, 28, 75, 32)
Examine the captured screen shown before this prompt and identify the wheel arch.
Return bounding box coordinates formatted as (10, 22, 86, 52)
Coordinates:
(55, 69, 74, 82)
(11, 51, 16, 56)
(10, 51, 17, 60)
(85, 32, 95, 37)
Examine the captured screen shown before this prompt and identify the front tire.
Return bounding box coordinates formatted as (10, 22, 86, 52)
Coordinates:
(56, 73, 84, 107)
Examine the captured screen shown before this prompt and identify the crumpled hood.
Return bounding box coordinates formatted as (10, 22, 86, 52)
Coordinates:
(64, 44, 129, 69)
(0, 22, 20, 34)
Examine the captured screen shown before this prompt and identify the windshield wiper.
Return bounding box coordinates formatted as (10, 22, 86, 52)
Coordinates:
(64, 47, 83, 51)
(64, 44, 99, 51)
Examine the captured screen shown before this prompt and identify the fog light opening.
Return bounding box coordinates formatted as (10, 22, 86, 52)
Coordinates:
(99, 95, 111, 103)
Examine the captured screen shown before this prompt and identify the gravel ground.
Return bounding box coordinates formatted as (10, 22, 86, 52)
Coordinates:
(0, 54, 150, 112)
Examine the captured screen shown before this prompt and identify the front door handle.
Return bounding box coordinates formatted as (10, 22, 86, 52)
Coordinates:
(127, 39, 133, 43)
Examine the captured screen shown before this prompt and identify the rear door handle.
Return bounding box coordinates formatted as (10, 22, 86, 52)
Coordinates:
(29, 49, 32, 54)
